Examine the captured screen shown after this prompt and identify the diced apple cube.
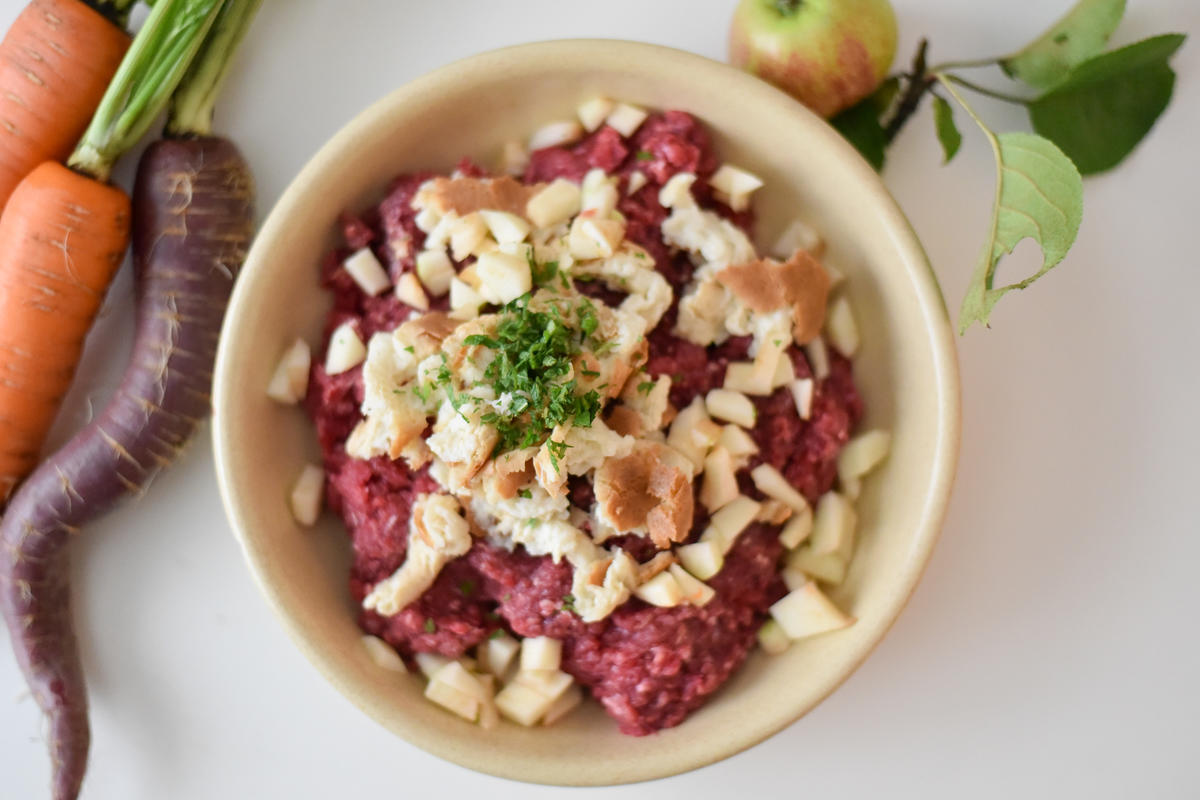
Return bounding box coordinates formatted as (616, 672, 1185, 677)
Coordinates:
(667, 398, 713, 472)
(790, 378, 815, 420)
(430, 661, 490, 703)
(513, 669, 573, 701)
(787, 546, 848, 585)
(770, 582, 855, 640)
(781, 567, 809, 592)
(519, 636, 562, 673)
(568, 215, 625, 259)
(414, 249, 455, 297)
(266, 338, 311, 404)
(718, 425, 759, 458)
(810, 492, 857, 562)
(542, 683, 583, 725)
(414, 206, 441, 234)
(475, 251, 532, 305)
(658, 172, 697, 209)
(480, 209, 532, 245)
(580, 168, 619, 217)
(675, 539, 724, 580)
(476, 674, 499, 730)
(449, 277, 485, 319)
(529, 119, 583, 150)
(626, 170, 648, 195)
(577, 96, 615, 132)
(842, 476, 861, 500)
(771, 218, 824, 260)
(750, 464, 809, 513)
(705, 495, 762, 553)
(757, 499, 793, 525)
(706, 388, 756, 428)
(837, 430, 892, 484)
(423, 211, 458, 250)
(414, 652, 453, 681)
(723, 361, 773, 395)
(669, 564, 715, 606)
(709, 164, 764, 212)
(324, 321, 366, 375)
(633, 571, 684, 607)
(605, 102, 647, 136)
(494, 682, 554, 727)
(826, 296, 860, 356)
(691, 416, 723, 450)
(424, 679, 479, 721)
(289, 464, 324, 526)
(344, 247, 391, 296)
(804, 337, 830, 378)
(478, 633, 520, 678)
(778, 503, 814, 549)
(362, 635, 406, 673)
(500, 139, 529, 176)
(757, 619, 791, 655)
(526, 178, 582, 229)
(700, 446, 739, 512)
(772, 351, 796, 388)
(449, 212, 489, 262)
(395, 272, 430, 310)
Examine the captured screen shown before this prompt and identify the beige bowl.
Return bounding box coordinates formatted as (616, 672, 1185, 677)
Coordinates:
(213, 39, 960, 785)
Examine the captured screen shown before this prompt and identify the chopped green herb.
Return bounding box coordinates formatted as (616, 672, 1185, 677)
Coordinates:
(637, 380, 655, 395)
(485, 610, 501, 622)
(518, 488, 532, 499)
(581, 367, 601, 378)
(489, 628, 505, 639)
(423, 618, 437, 634)
(527, 517, 541, 528)
(561, 593, 577, 612)
(458, 579, 476, 597)
(404, 345, 415, 354)
(635, 150, 654, 161)
(502, 593, 512, 602)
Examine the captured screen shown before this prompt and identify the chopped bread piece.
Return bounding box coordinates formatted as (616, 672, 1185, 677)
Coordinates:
(594, 442, 695, 548)
(716, 250, 831, 344)
(415, 175, 542, 219)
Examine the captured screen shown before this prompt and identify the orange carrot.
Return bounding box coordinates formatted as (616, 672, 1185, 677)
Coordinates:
(0, 0, 225, 504)
(0, 0, 131, 212)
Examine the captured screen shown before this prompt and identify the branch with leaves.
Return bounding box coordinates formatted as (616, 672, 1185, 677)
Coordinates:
(832, 0, 1186, 333)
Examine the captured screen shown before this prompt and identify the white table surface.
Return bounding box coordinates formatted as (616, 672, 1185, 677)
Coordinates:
(3, 1, 1198, 797)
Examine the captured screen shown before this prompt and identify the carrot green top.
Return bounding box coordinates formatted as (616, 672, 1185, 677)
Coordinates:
(168, 0, 264, 137)
(67, 0, 227, 182)
(84, 0, 139, 29)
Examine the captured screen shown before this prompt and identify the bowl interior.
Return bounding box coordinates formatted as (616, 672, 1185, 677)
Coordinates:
(213, 40, 959, 785)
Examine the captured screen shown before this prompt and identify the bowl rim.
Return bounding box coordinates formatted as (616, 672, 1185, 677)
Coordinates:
(213, 38, 961, 785)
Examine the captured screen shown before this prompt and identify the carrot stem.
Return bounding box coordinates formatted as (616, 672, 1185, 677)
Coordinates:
(67, 0, 226, 181)
(167, 0, 263, 137)
(82, 0, 139, 29)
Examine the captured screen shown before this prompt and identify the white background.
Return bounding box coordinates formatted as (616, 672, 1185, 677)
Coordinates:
(2, 1, 1198, 798)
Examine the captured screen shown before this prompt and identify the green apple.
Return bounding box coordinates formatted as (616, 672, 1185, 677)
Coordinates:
(729, 0, 899, 118)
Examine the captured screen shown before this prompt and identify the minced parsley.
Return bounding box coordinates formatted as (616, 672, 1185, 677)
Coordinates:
(423, 618, 437, 633)
(464, 295, 604, 459)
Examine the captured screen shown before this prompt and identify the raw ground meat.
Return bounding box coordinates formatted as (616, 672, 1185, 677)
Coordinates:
(306, 111, 863, 735)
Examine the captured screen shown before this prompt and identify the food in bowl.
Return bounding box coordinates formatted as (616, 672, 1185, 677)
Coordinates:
(270, 99, 890, 735)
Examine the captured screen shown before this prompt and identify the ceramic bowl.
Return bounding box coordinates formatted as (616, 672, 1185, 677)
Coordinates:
(212, 39, 960, 786)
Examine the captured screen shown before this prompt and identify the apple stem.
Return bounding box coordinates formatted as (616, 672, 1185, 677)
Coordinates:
(772, 0, 802, 17)
(884, 38, 936, 144)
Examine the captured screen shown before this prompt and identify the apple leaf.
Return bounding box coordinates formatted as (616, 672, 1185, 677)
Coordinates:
(1001, 0, 1126, 89)
(1028, 34, 1186, 175)
(831, 99, 887, 171)
(932, 96, 962, 164)
(959, 132, 1083, 333)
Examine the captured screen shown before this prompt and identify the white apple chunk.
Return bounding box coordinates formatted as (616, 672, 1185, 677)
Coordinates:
(266, 338, 311, 405)
(577, 96, 615, 132)
(542, 683, 584, 725)
(500, 139, 529, 176)
(778, 503, 814, 549)
(394, 272, 430, 310)
(414, 652, 453, 681)
(718, 425, 759, 459)
(449, 212, 490, 262)
(343, 247, 391, 296)
(526, 178, 582, 229)
(723, 361, 773, 396)
(804, 337, 830, 379)
(669, 564, 716, 606)
(361, 635, 407, 673)
(519, 636, 562, 673)
(781, 567, 809, 592)
(478, 633, 520, 678)
(789, 378, 815, 419)
(825, 295, 860, 356)
(787, 545, 848, 585)
(658, 172, 697, 210)
(837, 430, 892, 484)
(702, 495, 762, 554)
(709, 164, 764, 212)
(770, 582, 855, 640)
(705, 388, 757, 428)
(667, 398, 714, 472)
(494, 682, 555, 727)
(810, 491, 857, 562)
(424, 679, 479, 722)
(757, 619, 791, 655)
(580, 168, 620, 217)
(448, 277, 485, 319)
(513, 669, 573, 702)
(415, 249, 456, 296)
(690, 416, 723, 451)
(414, 206, 441, 234)
(675, 539, 724, 580)
(480, 209, 532, 245)
(771, 218, 824, 259)
(568, 215, 625, 260)
(626, 170, 648, 195)
(529, 119, 583, 150)
(842, 475, 862, 500)
(324, 321, 366, 375)
(700, 446, 739, 512)
(476, 674, 499, 730)
(430, 661, 490, 703)
(289, 464, 324, 526)
(633, 570, 684, 607)
(476, 251, 533, 305)
(605, 102, 648, 137)
(750, 464, 809, 513)
(772, 351, 796, 388)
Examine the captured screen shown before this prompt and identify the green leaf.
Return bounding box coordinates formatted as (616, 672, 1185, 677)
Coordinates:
(1028, 34, 1185, 175)
(831, 97, 888, 171)
(932, 96, 962, 163)
(959, 133, 1083, 332)
(1001, 0, 1126, 89)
